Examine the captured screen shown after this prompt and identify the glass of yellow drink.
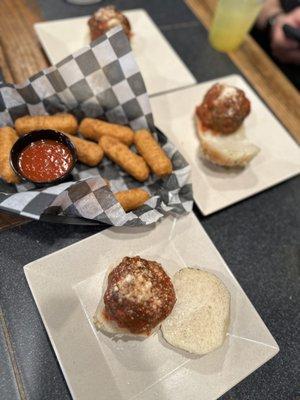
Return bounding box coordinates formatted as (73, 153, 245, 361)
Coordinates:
(209, 0, 263, 52)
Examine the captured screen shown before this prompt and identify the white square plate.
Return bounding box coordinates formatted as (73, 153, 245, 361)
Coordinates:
(150, 75, 300, 215)
(25, 212, 278, 400)
(34, 9, 196, 96)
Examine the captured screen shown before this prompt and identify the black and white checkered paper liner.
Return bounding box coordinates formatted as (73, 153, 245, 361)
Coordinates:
(0, 26, 192, 226)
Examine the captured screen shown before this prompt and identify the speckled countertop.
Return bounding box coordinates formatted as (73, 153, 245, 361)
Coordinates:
(0, 1, 299, 399)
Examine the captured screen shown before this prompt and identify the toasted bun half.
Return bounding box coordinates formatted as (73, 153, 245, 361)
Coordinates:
(196, 117, 260, 167)
(161, 268, 230, 355)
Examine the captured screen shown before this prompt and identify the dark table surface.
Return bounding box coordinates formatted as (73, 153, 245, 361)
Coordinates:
(0, 1, 299, 399)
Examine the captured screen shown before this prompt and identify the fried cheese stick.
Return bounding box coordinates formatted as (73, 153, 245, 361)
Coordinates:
(79, 118, 134, 146)
(15, 114, 78, 136)
(115, 188, 150, 212)
(0, 127, 20, 184)
(100, 136, 149, 182)
(65, 134, 103, 167)
(134, 129, 172, 177)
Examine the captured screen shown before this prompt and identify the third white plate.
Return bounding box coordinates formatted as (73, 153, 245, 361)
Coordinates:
(34, 9, 196, 96)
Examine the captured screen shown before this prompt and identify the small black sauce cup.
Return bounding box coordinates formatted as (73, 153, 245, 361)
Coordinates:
(10, 130, 77, 186)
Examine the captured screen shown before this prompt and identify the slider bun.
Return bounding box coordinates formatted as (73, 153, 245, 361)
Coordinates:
(161, 268, 230, 355)
(196, 117, 260, 167)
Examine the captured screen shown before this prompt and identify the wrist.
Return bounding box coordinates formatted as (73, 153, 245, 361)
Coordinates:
(257, 7, 283, 29)
(266, 11, 284, 30)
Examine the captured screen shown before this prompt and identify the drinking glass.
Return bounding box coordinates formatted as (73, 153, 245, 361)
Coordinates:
(209, 0, 264, 52)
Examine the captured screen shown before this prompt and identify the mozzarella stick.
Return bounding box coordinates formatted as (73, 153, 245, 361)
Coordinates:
(15, 114, 78, 136)
(134, 129, 172, 177)
(65, 134, 103, 167)
(0, 127, 20, 184)
(115, 188, 150, 212)
(79, 118, 134, 146)
(100, 136, 149, 182)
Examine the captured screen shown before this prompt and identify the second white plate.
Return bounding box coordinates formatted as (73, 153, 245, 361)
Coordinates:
(150, 75, 300, 215)
(34, 9, 196, 96)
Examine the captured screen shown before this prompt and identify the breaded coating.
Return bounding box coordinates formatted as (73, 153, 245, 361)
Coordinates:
(100, 136, 149, 182)
(79, 118, 134, 146)
(115, 188, 150, 212)
(134, 130, 172, 177)
(65, 134, 103, 167)
(0, 127, 20, 184)
(15, 114, 78, 136)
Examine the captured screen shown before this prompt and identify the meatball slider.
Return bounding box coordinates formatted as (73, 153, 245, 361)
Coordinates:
(195, 83, 260, 167)
(88, 5, 131, 41)
(197, 83, 251, 134)
(94, 256, 176, 337)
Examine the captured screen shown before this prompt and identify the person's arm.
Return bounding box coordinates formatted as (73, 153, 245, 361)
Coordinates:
(256, 1, 300, 64)
(256, 0, 283, 29)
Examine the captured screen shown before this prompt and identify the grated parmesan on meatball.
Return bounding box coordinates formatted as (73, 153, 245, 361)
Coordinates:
(88, 5, 131, 41)
(196, 83, 251, 134)
(103, 256, 176, 335)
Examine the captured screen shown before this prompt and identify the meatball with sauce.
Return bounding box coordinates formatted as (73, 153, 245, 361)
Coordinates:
(88, 6, 131, 41)
(102, 256, 176, 335)
(196, 83, 251, 134)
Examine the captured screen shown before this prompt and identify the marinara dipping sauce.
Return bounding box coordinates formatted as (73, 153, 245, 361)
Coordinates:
(18, 138, 73, 183)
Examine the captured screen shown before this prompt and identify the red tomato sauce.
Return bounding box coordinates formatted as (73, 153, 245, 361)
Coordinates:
(18, 139, 73, 182)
